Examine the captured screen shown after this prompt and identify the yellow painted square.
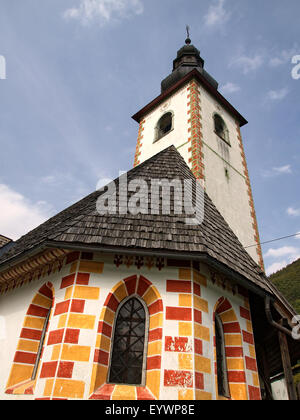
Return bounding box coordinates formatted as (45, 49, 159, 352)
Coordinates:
(179, 322, 192, 337)
(227, 358, 244, 371)
(219, 309, 237, 323)
(61, 344, 91, 362)
(43, 379, 54, 397)
(179, 268, 191, 280)
(142, 286, 157, 306)
(229, 383, 248, 400)
(99, 335, 111, 353)
(100, 307, 115, 325)
(252, 372, 259, 387)
(58, 314, 67, 328)
(23, 316, 44, 330)
(193, 296, 208, 313)
(249, 345, 256, 358)
(194, 324, 210, 341)
(146, 370, 160, 400)
(53, 379, 85, 399)
(246, 320, 253, 333)
(179, 294, 192, 307)
(89, 364, 108, 395)
(224, 334, 242, 346)
(51, 344, 61, 361)
(17, 339, 39, 353)
(78, 261, 103, 274)
(64, 286, 73, 301)
(112, 385, 136, 400)
(73, 286, 100, 300)
(32, 293, 52, 309)
(195, 355, 211, 373)
(178, 389, 194, 400)
(147, 340, 162, 356)
(112, 282, 128, 302)
(195, 390, 212, 400)
(68, 314, 96, 330)
(178, 353, 193, 370)
(149, 313, 163, 330)
(193, 271, 207, 287)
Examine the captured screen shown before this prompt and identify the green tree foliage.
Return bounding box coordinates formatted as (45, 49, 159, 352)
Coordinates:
(269, 258, 300, 315)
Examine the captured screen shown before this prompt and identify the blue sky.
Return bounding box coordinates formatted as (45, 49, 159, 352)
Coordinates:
(0, 0, 299, 275)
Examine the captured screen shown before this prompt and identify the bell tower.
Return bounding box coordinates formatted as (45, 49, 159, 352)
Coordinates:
(132, 36, 264, 270)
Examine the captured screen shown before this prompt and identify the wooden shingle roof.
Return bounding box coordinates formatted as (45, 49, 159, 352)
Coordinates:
(0, 235, 11, 249)
(0, 146, 275, 297)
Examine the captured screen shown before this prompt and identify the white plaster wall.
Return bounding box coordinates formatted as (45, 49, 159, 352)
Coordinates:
(199, 85, 258, 263)
(139, 84, 190, 164)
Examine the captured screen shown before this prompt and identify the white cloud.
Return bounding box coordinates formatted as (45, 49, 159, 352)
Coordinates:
(229, 54, 264, 74)
(265, 246, 300, 275)
(261, 164, 292, 178)
(63, 0, 144, 26)
(267, 88, 289, 101)
(264, 246, 299, 258)
(204, 0, 231, 27)
(269, 45, 300, 67)
(287, 207, 300, 216)
(0, 184, 53, 241)
(220, 82, 240, 94)
(272, 164, 292, 174)
(266, 260, 288, 276)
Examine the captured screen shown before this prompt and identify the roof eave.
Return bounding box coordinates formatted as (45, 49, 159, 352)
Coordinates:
(132, 68, 248, 127)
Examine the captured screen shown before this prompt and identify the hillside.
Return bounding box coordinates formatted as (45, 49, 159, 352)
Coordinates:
(269, 258, 300, 315)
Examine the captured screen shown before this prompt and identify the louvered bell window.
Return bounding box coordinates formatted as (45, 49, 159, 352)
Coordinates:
(108, 297, 147, 385)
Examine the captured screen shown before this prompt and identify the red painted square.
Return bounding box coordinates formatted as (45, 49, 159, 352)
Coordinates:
(147, 355, 161, 370)
(242, 330, 254, 345)
(76, 273, 90, 285)
(166, 307, 192, 321)
(94, 349, 109, 366)
(164, 370, 193, 388)
(227, 371, 246, 383)
(27, 304, 50, 318)
(98, 321, 112, 338)
(240, 307, 251, 321)
(195, 372, 204, 390)
(66, 252, 80, 265)
(194, 309, 202, 324)
(193, 282, 201, 296)
(40, 361, 58, 378)
(245, 356, 257, 372)
(65, 329, 80, 344)
(148, 328, 163, 342)
(60, 274, 75, 289)
(71, 299, 85, 313)
(104, 293, 119, 312)
(14, 351, 37, 365)
(54, 300, 70, 316)
(248, 386, 261, 400)
(194, 339, 203, 355)
(148, 299, 163, 315)
(48, 329, 64, 345)
(166, 280, 191, 293)
(57, 361, 74, 378)
(225, 347, 243, 357)
(165, 336, 190, 352)
(223, 322, 241, 333)
(137, 276, 151, 297)
(20, 328, 42, 341)
(124, 275, 137, 295)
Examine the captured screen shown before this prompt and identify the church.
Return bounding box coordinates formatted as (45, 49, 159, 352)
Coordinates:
(0, 36, 299, 400)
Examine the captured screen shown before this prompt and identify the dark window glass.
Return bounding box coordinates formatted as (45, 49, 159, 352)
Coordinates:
(109, 298, 146, 385)
(214, 114, 229, 143)
(215, 314, 230, 397)
(156, 112, 172, 141)
(31, 308, 51, 380)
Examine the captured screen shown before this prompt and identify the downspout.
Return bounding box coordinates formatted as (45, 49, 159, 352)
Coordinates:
(265, 296, 298, 339)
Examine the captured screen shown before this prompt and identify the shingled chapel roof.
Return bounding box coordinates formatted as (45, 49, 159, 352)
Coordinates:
(0, 146, 293, 307)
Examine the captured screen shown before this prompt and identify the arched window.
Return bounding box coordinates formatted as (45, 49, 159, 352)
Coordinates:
(214, 114, 230, 144)
(154, 112, 173, 142)
(215, 313, 230, 398)
(108, 297, 148, 385)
